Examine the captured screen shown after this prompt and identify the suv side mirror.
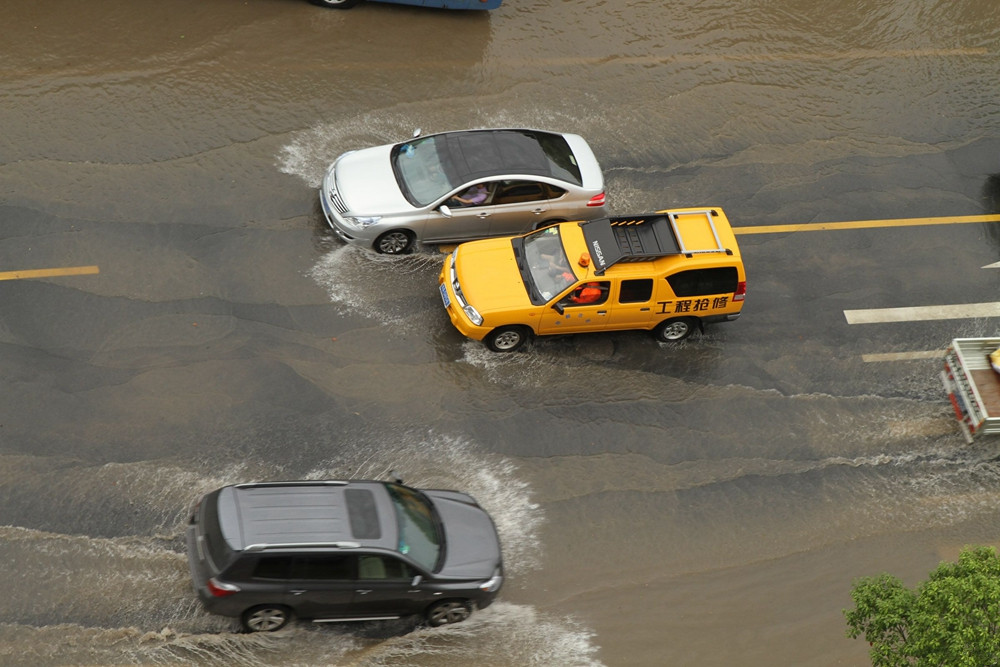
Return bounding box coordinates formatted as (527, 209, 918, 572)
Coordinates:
(439, 204, 453, 218)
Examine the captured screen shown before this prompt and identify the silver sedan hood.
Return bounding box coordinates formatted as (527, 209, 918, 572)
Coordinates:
(334, 144, 415, 215)
(425, 490, 502, 579)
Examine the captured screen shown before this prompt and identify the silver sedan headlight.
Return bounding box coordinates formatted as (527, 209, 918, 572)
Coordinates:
(345, 216, 382, 229)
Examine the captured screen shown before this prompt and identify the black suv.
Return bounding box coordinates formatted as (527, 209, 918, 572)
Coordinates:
(185, 479, 503, 632)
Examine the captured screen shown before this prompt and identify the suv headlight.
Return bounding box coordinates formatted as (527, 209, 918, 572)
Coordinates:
(479, 572, 503, 593)
(346, 216, 382, 229)
(463, 305, 483, 326)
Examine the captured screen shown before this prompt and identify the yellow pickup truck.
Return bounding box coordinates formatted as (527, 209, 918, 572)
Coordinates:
(438, 208, 746, 351)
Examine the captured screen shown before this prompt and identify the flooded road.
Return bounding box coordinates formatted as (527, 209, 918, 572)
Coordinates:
(2, 0, 1000, 664)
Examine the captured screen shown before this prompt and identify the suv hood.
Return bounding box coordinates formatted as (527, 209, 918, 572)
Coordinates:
(334, 144, 415, 215)
(426, 490, 502, 579)
(455, 239, 532, 312)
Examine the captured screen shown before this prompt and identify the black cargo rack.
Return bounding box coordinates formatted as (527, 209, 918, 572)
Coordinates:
(580, 209, 729, 275)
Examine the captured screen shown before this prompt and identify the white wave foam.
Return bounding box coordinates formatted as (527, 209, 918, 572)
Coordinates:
(356, 602, 604, 667)
(308, 245, 443, 326)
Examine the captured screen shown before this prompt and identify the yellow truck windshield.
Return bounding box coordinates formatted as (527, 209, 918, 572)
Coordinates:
(522, 227, 577, 301)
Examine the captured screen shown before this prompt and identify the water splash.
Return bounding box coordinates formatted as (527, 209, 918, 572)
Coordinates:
(355, 602, 604, 667)
(308, 245, 443, 326)
(304, 433, 544, 576)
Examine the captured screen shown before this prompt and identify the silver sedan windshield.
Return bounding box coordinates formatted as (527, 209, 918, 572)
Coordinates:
(392, 136, 458, 207)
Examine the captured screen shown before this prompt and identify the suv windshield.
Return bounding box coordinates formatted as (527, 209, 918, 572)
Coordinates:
(384, 483, 442, 572)
(522, 226, 577, 301)
(201, 489, 236, 573)
(391, 136, 460, 208)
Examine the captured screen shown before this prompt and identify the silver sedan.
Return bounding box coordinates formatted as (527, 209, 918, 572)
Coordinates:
(319, 128, 608, 254)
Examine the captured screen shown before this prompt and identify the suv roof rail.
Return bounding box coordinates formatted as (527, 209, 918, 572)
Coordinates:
(581, 209, 730, 275)
(244, 541, 362, 552)
(234, 480, 350, 489)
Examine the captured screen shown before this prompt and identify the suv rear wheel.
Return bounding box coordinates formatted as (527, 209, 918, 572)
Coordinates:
(654, 317, 697, 342)
(426, 600, 472, 627)
(242, 605, 292, 632)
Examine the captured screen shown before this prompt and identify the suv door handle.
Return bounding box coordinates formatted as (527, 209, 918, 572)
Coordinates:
(355, 589, 373, 595)
(290, 589, 307, 595)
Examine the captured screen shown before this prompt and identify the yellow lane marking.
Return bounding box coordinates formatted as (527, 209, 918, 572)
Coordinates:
(0, 265, 100, 281)
(734, 214, 1000, 235)
(862, 350, 945, 363)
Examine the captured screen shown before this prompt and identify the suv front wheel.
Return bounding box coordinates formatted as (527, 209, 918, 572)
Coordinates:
(426, 600, 472, 627)
(242, 605, 292, 632)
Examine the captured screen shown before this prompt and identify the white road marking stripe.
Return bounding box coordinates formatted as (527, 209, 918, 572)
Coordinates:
(844, 302, 1000, 324)
(983, 261, 1000, 269)
(862, 350, 944, 362)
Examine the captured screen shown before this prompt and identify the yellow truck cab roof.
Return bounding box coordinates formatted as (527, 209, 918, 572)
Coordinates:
(573, 208, 740, 277)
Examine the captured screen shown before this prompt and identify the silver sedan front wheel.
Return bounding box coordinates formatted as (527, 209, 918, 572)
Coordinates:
(375, 230, 414, 254)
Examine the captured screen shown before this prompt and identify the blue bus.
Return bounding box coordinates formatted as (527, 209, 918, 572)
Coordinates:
(310, 0, 502, 9)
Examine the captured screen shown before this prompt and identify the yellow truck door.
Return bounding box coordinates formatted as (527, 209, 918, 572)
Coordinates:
(537, 281, 612, 334)
(604, 278, 656, 331)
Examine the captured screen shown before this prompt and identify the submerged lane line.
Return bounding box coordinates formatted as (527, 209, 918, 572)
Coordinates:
(0, 265, 100, 281)
(845, 302, 1000, 324)
(862, 350, 945, 363)
(733, 213, 1000, 235)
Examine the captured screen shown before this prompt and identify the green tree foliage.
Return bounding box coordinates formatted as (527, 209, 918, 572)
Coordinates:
(845, 546, 1000, 666)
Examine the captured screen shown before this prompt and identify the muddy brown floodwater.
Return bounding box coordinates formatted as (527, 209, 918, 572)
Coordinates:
(2, 0, 1000, 665)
